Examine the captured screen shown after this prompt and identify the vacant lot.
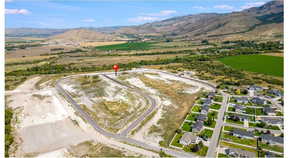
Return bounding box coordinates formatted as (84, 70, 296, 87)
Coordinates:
(219, 55, 283, 77)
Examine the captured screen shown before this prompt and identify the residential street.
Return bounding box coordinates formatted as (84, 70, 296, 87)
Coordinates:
(55, 69, 216, 157)
(206, 92, 229, 157)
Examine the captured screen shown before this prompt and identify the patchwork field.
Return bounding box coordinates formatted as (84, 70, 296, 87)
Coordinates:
(95, 42, 155, 51)
(219, 55, 283, 77)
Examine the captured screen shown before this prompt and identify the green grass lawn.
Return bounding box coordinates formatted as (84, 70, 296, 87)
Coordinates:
(260, 143, 283, 153)
(95, 42, 154, 51)
(170, 133, 183, 148)
(192, 106, 201, 113)
(223, 126, 246, 132)
(222, 133, 256, 147)
(204, 120, 216, 128)
(186, 113, 199, 122)
(199, 129, 213, 138)
(181, 122, 192, 132)
(210, 103, 221, 110)
(219, 55, 283, 77)
(213, 96, 223, 102)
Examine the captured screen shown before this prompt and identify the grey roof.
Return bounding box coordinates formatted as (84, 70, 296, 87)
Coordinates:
(225, 148, 256, 157)
(268, 89, 283, 96)
(251, 97, 266, 104)
(192, 121, 204, 132)
(261, 134, 283, 144)
(203, 98, 212, 105)
(263, 107, 276, 114)
(202, 105, 209, 112)
(232, 129, 254, 138)
(180, 132, 198, 145)
(229, 113, 251, 121)
(234, 105, 245, 111)
(261, 117, 283, 125)
(208, 92, 216, 98)
(197, 114, 207, 121)
(235, 97, 249, 102)
(249, 85, 263, 91)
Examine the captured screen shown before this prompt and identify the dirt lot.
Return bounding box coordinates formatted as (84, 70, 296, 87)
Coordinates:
(60, 74, 149, 133)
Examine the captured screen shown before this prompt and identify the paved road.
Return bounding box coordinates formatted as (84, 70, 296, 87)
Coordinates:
(206, 92, 229, 158)
(55, 70, 205, 157)
(102, 74, 157, 136)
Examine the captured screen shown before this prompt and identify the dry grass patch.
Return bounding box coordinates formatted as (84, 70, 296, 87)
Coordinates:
(139, 75, 199, 146)
(67, 141, 126, 157)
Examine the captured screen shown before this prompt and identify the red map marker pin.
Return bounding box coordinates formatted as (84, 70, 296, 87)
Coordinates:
(113, 64, 119, 76)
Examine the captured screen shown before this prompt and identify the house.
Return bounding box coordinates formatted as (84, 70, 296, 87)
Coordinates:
(235, 97, 249, 104)
(268, 89, 283, 97)
(203, 98, 212, 106)
(234, 104, 245, 113)
(260, 117, 283, 126)
(265, 151, 278, 158)
(228, 114, 250, 122)
(251, 97, 267, 105)
(231, 129, 254, 139)
(207, 92, 216, 99)
(263, 107, 277, 116)
(225, 148, 256, 158)
(261, 134, 283, 146)
(201, 105, 209, 115)
(249, 85, 263, 91)
(179, 132, 201, 146)
(196, 114, 208, 121)
(192, 120, 204, 133)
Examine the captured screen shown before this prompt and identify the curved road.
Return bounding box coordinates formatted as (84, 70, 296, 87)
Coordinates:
(56, 69, 216, 157)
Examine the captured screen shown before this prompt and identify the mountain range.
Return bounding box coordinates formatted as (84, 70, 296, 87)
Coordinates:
(5, 0, 283, 42)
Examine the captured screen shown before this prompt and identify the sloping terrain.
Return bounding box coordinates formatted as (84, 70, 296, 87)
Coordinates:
(5, 0, 283, 42)
(116, 0, 283, 41)
(47, 29, 124, 46)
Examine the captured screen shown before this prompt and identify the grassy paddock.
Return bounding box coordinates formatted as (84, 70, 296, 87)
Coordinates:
(219, 55, 283, 77)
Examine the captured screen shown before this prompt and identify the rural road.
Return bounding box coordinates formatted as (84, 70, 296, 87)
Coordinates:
(56, 69, 217, 157)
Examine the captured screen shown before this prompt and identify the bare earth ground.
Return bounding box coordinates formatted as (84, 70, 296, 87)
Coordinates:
(117, 70, 214, 147)
(6, 76, 158, 157)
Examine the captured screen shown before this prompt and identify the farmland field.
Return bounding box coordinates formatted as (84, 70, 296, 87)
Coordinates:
(95, 42, 155, 51)
(219, 55, 283, 77)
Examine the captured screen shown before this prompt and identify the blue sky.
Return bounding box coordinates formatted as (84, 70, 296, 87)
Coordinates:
(5, 0, 272, 28)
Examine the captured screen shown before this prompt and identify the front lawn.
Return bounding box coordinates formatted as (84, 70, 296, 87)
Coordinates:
(223, 126, 246, 132)
(199, 129, 213, 138)
(260, 143, 283, 153)
(204, 120, 216, 128)
(192, 106, 201, 113)
(222, 133, 256, 147)
(213, 96, 223, 102)
(170, 133, 183, 148)
(186, 113, 199, 122)
(210, 103, 221, 110)
(181, 122, 192, 132)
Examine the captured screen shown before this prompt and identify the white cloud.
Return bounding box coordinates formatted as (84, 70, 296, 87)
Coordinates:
(240, 2, 266, 10)
(144, 10, 177, 17)
(193, 6, 206, 10)
(5, 9, 30, 15)
(129, 16, 161, 23)
(214, 5, 234, 10)
(81, 18, 96, 23)
(129, 10, 177, 23)
(5, 0, 13, 2)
